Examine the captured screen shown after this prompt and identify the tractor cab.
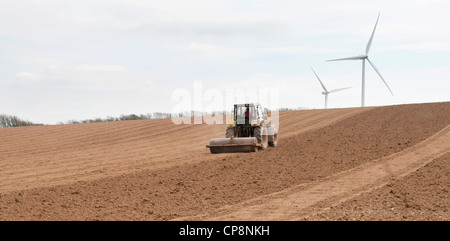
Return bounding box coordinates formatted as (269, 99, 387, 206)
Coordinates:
(234, 103, 266, 126)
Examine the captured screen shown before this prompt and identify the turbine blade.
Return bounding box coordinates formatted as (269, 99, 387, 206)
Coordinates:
(326, 55, 367, 62)
(366, 12, 381, 55)
(310, 67, 328, 92)
(366, 58, 394, 95)
(329, 87, 352, 93)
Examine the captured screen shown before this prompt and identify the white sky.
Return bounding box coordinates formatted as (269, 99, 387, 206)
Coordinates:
(0, 0, 449, 124)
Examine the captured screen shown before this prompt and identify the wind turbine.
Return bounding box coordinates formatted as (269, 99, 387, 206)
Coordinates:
(327, 13, 393, 107)
(310, 67, 351, 109)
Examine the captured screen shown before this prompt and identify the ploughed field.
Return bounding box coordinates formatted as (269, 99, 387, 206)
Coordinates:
(0, 102, 449, 220)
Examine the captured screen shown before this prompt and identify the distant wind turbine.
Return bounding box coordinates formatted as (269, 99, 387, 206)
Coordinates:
(327, 13, 393, 107)
(310, 67, 351, 109)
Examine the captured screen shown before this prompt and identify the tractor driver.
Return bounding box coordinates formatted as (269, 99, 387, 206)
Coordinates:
(245, 108, 254, 118)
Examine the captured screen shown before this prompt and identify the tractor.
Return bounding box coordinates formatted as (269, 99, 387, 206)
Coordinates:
(206, 103, 278, 153)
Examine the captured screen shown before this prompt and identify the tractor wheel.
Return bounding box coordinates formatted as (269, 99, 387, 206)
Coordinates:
(254, 126, 268, 150)
(226, 126, 235, 138)
(269, 133, 278, 147)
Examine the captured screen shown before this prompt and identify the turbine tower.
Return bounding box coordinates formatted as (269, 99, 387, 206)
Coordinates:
(310, 67, 351, 109)
(327, 13, 393, 107)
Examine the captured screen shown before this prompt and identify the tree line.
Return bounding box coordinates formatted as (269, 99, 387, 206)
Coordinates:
(0, 114, 39, 128)
(59, 111, 230, 125)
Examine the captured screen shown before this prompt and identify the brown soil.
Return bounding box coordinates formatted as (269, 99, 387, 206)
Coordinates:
(0, 102, 449, 220)
(308, 152, 450, 221)
(194, 125, 449, 220)
(0, 107, 364, 193)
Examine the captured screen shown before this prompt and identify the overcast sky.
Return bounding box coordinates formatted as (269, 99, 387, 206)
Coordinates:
(1, 0, 449, 124)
